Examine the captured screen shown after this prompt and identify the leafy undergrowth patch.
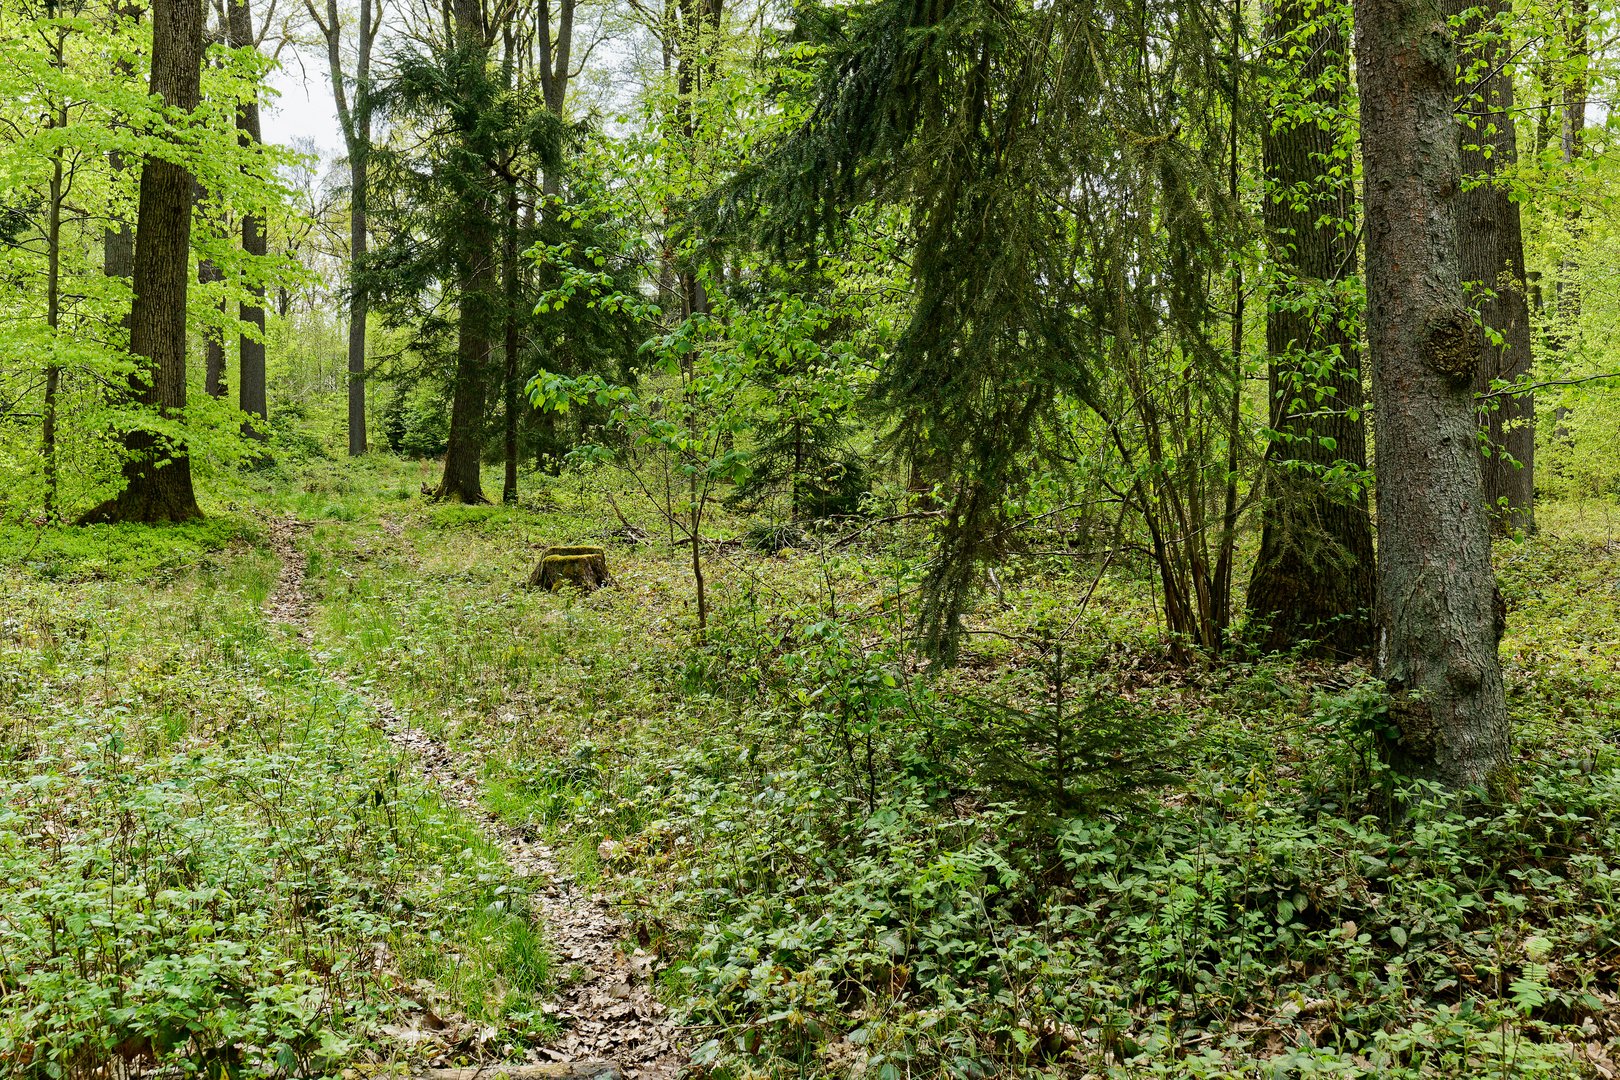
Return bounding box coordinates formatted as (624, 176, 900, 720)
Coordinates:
(0, 515, 253, 581)
(291, 461, 1620, 1077)
(0, 534, 553, 1077)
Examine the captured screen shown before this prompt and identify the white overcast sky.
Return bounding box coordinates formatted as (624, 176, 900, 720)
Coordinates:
(261, 59, 345, 160)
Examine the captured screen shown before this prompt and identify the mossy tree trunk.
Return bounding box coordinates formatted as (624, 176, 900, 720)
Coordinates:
(1355, 0, 1511, 788)
(435, 0, 496, 504)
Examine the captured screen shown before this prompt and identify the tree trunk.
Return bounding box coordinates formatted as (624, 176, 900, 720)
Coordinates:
(435, 0, 495, 503)
(306, 0, 376, 455)
(348, 149, 369, 454)
(1247, 0, 1376, 656)
(1451, 0, 1534, 534)
(502, 176, 521, 504)
(201, 258, 226, 396)
(43, 25, 66, 520)
(1354, 0, 1510, 789)
(228, 0, 267, 439)
(80, 0, 204, 525)
(1558, 0, 1587, 324)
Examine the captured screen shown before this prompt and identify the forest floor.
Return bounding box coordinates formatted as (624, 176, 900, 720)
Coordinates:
(5, 453, 1620, 1078)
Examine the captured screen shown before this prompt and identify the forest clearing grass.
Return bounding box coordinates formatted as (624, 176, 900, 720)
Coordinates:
(280, 457, 1620, 1078)
(0, 511, 555, 1078)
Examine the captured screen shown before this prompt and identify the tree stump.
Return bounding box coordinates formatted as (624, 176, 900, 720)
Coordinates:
(526, 545, 612, 592)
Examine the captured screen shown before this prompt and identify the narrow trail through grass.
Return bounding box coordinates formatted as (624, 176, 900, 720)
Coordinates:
(261, 517, 684, 1080)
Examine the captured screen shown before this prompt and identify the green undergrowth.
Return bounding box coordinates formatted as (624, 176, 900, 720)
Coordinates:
(0, 525, 553, 1078)
(0, 515, 252, 581)
(66, 457, 1620, 1078)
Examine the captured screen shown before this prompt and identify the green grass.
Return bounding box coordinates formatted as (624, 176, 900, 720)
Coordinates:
(284, 456, 1620, 1079)
(8, 454, 1620, 1078)
(0, 510, 554, 1078)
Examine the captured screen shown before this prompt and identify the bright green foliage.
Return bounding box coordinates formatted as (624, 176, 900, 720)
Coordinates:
(0, 0, 304, 521)
(0, 524, 552, 1075)
(277, 458, 1620, 1079)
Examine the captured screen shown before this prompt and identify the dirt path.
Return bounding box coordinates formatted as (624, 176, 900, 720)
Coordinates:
(263, 517, 684, 1080)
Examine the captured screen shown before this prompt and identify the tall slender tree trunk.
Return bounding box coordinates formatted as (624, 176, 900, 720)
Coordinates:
(1554, 0, 1587, 335)
(102, 0, 140, 335)
(306, 0, 377, 454)
(81, 0, 204, 524)
(1247, 0, 1375, 656)
(42, 18, 67, 520)
(1354, 0, 1510, 789)
(502, 175, 521, 504)
(436, 0, 495, 503)
(200, 256, 227, 396)
(228, 0, 268, 439)
(347, 148, 369, 454)
(1451, 0, 1534, 533)
(195, 184, 227, 397)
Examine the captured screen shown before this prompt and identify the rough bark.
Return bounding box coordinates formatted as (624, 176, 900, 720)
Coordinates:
(1451, 0, 1534, 534)
(1247, 0, 1376, 656)
(228, 0, 268, 439)
(435, 0, 496, 504)
(526, 546, 612, 591)
(80, 0, 204, 524)
(1354, 0, 1510, 789)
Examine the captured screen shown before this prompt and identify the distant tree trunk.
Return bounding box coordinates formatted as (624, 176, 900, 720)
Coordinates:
(42, 19, 68, 520)
(81, 0, 205, 524)
(501, 27, 523, 504)
(673, 0, 720, 319)
(502, 170, 521, 503)
(1554, 0, 1587, 333)
(1451, 0, 1534, 534)
(228, 0, 267, 439)
(535, 0, 574, 198)
(1247, 0, 1375, 656)
(436, 0, 495, 503)
(1355, 0, 1510, 789)
(347, 148, 369, 454)
(103, 3, 139, 337)
(200, 255, 227, 396)
(305, 0, 378, 455)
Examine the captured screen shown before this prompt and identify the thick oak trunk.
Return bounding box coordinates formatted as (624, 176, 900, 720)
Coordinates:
(1451, 0, 1534, 534)
(1355, 0, 1510, 789)
(1247, 0, 1376, 656)
(81, 0, 204, 524)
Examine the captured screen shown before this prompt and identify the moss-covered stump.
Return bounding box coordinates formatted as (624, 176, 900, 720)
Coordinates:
(526, 545, 612, 592)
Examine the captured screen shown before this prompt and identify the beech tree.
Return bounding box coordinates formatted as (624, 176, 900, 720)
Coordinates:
(304, 0, 383, 455)
(81, 0, 206, 523)
(1354, 0, 1510, 787)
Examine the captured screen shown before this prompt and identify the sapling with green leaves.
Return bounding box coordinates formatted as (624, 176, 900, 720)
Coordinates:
(527, 252, 750, 637)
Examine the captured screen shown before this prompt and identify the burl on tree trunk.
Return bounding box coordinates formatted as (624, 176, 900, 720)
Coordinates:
(526, 546, 612, 592)
(1355, 0, 1512, 791)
